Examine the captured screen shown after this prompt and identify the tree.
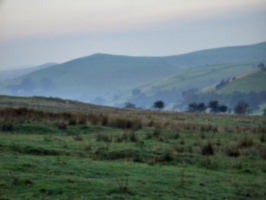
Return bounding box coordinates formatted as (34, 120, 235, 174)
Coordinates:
(263, 108, 266, 116)
(258, 63, 265, 70)
(187, 103, 207, 113)
(187, 103, 198, 112)
(208, 101, 219, 113)
(153, 100, 165, 110)
(219, 105, 228, 113)
(234, 101, 250, 115)
(198, 103, 207, 113)
(124, 102, 136, 109)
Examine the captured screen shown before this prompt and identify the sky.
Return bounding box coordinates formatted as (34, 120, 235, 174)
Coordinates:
(0, 0, 266, 70)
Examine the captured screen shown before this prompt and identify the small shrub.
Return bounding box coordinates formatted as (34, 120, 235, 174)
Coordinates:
(115, 176, 131, 193)
(200, 132, 206, 139)
(12, 178, 33, 186)
(78, 117, 87, 125)
(259, 145, 266, 160)
(147, 120, 155, 127)
(96, 133, 112, 142)
(95, 144, 109, 154)
(110, 118, 142, 130)
(260, 135, 265, 143)
(2, 121, 13, 132)
(114, 118, 131, 129)
(101, 116, 109, 126)
(180, 139, 185, 145)
(215, 139, 221, 146)
(136, 140, 145, 149)
(89, 114, 101, 125)
(57, 122, 67, 130)
(201, 142, 214, 156)
(225, 145, 240, 157)
(114, 134, 124, 143)
(72, 134, 84, 141)
(171, 131, 180, 139)
(237, 137, 255, 148)
(68, 119, 77, 126)
(162, 149, 175, 162)
(129, 131, 139, 142)
(84, 144, 92, 151)
(200, 157, 218, 169)
(43, 136, 53, 142)
(153, 128, 162, 139)
(175, 146, 185, 153)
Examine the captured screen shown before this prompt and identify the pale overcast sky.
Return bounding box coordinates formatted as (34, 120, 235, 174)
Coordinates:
(0, 0, 266, 69)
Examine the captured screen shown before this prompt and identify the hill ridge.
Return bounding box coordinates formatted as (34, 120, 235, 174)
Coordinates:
(0, 42, 265, 107)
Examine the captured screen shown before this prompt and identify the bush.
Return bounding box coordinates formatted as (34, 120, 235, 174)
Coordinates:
(153, 128, 162, 139)
(225, 145, 240, 157)
(237, 137, 255, 148)
(96, 133, 112, 142)
(161, 148, 175, 162)
(68, 119, 77, 126)
(72, 134, 84, 141)
(113, 131, 139, 143)
(57, 122, 67, 130)
(2, 121, 13, 132)
(78, 117, 87, 125)
(201, 142, 214, 156)
(101, 116, 109, 126)
(128, 131, 139, 142)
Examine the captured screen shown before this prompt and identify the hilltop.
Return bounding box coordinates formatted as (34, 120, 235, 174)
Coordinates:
(0, 42, 265, 107)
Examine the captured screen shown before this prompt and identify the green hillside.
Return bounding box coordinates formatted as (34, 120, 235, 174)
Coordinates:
(216, 70, 266, 94)
(118, 61, 264, 107)
(0, 54, 183, 102)
(141, 63, 258, 94)
(164, 41, 266, 68)
(0, 42, 265, 105)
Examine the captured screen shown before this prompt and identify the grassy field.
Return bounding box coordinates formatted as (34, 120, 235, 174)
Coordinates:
(216, 70, 266, 94)
(129, 62, 259, 97)
(0, 96, 266, 199)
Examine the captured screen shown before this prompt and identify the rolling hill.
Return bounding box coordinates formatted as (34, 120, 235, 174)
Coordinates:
(0, 63, 57, 82)
(0, 42, 265, 106)
(215, 69, 266, 94)
(118, 61, 265, 107)
(172, 68, 266, 113)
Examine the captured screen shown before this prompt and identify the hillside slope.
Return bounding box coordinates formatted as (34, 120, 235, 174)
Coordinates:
(0, 63, 57, 82)
(165, 41, 266, 68)
(119, 61, 264, 107)
(216, 69, 266, 94)
(0, 42, 265, 105)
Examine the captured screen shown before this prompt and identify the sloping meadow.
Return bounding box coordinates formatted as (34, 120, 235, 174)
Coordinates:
(1, 106, 266, 199)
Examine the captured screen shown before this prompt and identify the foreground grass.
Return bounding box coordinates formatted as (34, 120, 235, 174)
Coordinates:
(0, 103, 266, 199)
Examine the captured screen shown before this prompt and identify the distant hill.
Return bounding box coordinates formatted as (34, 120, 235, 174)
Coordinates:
(0, 63, 57, 82)
(165, 41, 266, 68)
(173, 68, 266, 113)
(0, 42, 265, 106)
(118, 61, 265, 107)
(215, 69, 266, 94)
